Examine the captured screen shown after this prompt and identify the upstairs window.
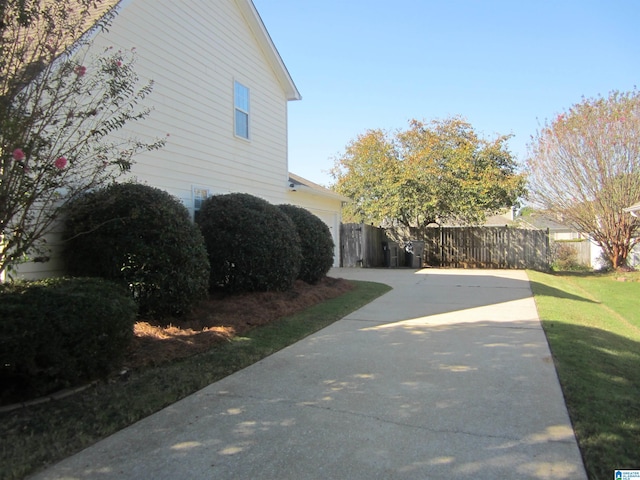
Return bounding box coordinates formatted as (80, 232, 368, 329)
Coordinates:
(234, 81, 250, 139)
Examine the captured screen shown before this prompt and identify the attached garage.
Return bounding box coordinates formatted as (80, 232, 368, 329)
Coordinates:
(286, 173, 349, 267)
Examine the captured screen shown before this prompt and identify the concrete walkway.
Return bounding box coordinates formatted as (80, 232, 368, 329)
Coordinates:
(30, 268, 586, 480)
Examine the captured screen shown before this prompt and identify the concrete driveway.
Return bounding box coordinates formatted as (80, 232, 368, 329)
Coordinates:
(29, 268, 586, 480)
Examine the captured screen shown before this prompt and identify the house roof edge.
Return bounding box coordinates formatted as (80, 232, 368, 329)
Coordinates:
(288, 172, 350, 202)
(238, 0, 301, 101)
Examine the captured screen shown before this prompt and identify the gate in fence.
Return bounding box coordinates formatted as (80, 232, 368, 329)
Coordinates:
(340, 223, 387, 267)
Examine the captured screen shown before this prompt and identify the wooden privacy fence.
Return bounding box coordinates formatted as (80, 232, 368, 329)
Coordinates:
(340, 223, 550, 270)
(424, 227, 549, 270)
(340, 223, 387, 267)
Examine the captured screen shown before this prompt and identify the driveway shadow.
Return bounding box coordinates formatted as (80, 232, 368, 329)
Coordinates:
(26, 268, 591, 480)
(330, 268, 594, 323)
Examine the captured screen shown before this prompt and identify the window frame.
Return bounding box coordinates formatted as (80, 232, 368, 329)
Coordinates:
(192, 186, 211, 221)
(234, 80, 250, 140)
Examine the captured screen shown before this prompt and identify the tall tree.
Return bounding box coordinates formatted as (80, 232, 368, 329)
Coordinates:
(0, 1, 165, 279)
(331, 117, 526, 238)
(527, 90, 640, 269)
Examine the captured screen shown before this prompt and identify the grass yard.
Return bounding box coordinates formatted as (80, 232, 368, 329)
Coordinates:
(0, 279, 391, 480)
(528, 270, 640, 480)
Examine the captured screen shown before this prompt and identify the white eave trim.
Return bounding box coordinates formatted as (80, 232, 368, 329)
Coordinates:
(237, 0, 301, 101)
(288, 173, 351, 202)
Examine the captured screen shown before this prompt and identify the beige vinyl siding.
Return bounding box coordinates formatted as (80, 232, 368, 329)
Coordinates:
(11, 0, 298, 279)
(90, 0, 291, 209)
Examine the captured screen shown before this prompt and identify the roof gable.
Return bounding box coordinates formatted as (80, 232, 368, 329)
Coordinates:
(7, 0, 300, 102)
(234, 0, 300, 101)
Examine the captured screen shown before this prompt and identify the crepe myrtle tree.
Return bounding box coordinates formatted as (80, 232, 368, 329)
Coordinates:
(0, 1, 165, 279)
(527, 90, 640, 270)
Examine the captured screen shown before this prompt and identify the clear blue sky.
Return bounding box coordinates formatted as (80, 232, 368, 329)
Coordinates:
(253, 0, 639, 187)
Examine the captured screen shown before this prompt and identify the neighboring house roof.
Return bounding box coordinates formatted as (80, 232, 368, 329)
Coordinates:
(288, 173, 350, 202)
(624, 201, 640, 217)
(519, 212, 577, 232)
(437, 208, 518, 227)
(482, 208, 517, 227)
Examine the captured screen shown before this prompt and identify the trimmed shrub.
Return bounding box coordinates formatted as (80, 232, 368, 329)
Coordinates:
(278, 204, 334, 284)
(63, 183, 210, 316)
(0, 277, 137, 403)
(196, 193, 302, 292)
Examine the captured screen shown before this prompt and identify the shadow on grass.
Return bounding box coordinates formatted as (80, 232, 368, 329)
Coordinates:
(542, 320, 640, 479)
(528, 280, 597, 304)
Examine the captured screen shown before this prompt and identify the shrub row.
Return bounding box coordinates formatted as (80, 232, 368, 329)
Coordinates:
(2, 187, 334, 403)
(0, 277, 137, 403)
(196, 194, 334, 292)
(64, 185, 335, 303)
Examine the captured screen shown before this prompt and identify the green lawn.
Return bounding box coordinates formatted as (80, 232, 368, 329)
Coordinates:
(528, 270, 640, 480)
(0, 280, 390, 480)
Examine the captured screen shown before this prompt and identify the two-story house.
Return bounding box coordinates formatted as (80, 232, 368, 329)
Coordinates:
(15, 0, 346, 280)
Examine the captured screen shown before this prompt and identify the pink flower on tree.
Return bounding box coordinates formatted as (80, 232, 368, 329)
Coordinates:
(12, 148, 25, 161)
(54, 157, 67, 169)
(74, 65, 87, 77)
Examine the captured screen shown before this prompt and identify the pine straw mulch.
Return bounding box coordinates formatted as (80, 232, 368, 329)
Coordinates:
(125, 276, 354, 370)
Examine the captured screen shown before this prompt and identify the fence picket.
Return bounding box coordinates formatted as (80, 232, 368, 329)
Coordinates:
(340, 224, 549, 270)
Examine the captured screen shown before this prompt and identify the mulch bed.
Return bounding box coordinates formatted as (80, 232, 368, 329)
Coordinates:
(126, 276, 354, 369)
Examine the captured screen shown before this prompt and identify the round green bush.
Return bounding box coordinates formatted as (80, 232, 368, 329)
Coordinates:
(196, 193, 302, 292)
(63, 183, 210, 316)
(0, 277, 137, 403)
(278, 204, 334, 284)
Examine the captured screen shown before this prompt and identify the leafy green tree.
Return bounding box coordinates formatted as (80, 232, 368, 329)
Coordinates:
(0, 1, 164, 279)
(527, 90, 640, 269)
(330, 117, 526, 238)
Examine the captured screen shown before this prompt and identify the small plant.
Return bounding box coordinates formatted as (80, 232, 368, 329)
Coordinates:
(63, 183, 210, 316)
(196, 193, 302, 292)
(551, 242, 591, 272)
(278, 204, 334, 284)
(0, 277, 137, 403)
